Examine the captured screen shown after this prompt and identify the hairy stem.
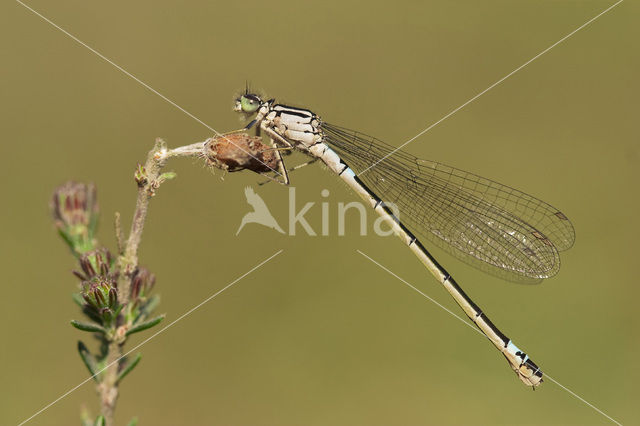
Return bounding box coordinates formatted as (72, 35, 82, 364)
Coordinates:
(98, 341, 121, 426)
(117, 140, 164, 305)
(99, 138, 205, 424)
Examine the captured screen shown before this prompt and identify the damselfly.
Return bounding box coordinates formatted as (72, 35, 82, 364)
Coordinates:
(233, 91, 575, 387)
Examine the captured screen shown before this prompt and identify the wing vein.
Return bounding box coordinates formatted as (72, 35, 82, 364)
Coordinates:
(322, 123, 575, 283)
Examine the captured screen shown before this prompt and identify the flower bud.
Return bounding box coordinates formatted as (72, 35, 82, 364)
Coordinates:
(130, 267, 156, 305)
(74, 248, 116, 282)
(82, 276, 121, 327)
(51, 182, 99, 255)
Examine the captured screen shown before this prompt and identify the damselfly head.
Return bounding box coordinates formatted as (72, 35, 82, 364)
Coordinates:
(234, 93, 263, 114)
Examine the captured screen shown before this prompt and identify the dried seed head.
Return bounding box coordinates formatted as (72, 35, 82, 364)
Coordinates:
(203, 134, 279, 174)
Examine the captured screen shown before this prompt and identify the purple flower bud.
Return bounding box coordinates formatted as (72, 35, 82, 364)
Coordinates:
(73, 249, 117, 282)
(50, 182, 99, 254)
(51, 182, 98, 229)
(108, 288, 118, 308)
(130, 267, 156, 302)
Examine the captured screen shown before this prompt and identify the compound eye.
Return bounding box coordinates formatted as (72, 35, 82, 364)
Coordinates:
(240, 94, 261, 113)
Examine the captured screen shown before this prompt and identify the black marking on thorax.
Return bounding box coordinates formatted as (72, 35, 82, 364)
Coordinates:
(273, 104, 316, 119)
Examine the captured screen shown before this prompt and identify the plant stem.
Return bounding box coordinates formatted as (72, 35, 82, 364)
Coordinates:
(117, 140, 163, 305)
(117, 138, 206, 303)
(98, 341, 120, 426)
(98, 138, 205, 425)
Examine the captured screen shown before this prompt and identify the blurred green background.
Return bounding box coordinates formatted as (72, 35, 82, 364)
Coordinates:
(2, 0, 637, 424)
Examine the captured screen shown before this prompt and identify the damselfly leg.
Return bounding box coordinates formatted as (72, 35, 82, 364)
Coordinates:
(264, 134, 292, 185)
(258, 157, 319, 186)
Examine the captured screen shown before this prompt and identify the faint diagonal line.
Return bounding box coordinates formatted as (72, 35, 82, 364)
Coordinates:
(358, 0, 624, 176)
(544, 374, 623, 426)
(356, 249, 623, 426)
(356, 250, 485, 335)
(18, 249, 284, 426)
(15, 0, 282, 177)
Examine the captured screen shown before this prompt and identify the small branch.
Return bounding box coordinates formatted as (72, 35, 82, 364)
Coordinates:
(112, 136, 268, 297)
(116, 138, 206, 305)
(166, 141, 206, 158)
(55, 135, 247, 425)
(97, 138, 205, 426)
(92, 133, 263, 424)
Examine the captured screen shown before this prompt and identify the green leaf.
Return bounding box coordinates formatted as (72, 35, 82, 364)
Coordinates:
(126, 314, 165, 336)
(75, 239, 96, 256)
(71, 320, 107, 334)
(141, 294, 161, 316)
(94, 415, 106, 426)
(117, 353, 142, 384)
(114, 303, 124, 319)
(126, 417, 139, 426)
(82, 305, 104, 325)
(77, 341, 100, 382)
(72, 292, 84, 308)
(87, 210, 99, 241)
(57, 228, 77, 254)
(159, 171, 177, 181)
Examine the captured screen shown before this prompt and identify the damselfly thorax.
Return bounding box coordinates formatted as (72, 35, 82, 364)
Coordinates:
(253, 100, 324, 151)
(236, 97, 356, 180)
